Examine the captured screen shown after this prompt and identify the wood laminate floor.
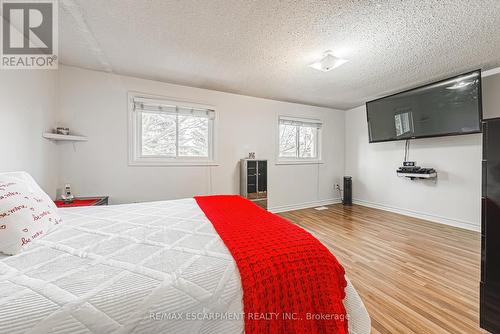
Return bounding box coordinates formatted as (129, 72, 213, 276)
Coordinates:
(278, 204, 487, 334)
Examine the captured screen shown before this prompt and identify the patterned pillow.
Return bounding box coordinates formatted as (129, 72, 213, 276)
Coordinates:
(0, 173, 62, 255)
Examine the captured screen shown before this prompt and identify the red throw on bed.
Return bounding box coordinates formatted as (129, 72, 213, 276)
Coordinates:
(195, 195, 348, 334)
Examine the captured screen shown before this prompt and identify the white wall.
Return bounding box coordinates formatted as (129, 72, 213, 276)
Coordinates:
(483, 72, 500, 119)
(345, 105, 482, 231)
(0, 71, 59, 197)
(4, 65, 488, 229)
(56, 65, 345, 210)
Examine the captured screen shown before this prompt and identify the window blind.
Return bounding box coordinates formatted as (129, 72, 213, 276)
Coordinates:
(279, 116, 323, 129)
(133, 97, 215, 120)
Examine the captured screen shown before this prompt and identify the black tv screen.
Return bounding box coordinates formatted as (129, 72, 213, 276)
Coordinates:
(366, 70, 482, 143)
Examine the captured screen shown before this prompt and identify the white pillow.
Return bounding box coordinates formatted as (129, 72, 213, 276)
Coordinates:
(0, 172, 62, 255)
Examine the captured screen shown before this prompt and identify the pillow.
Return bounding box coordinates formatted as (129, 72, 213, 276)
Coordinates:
(0, 172, 62, 255)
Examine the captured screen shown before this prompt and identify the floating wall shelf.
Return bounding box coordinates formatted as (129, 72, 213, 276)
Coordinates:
(396, 172, 437, 180)
(42, 133, 88, 142)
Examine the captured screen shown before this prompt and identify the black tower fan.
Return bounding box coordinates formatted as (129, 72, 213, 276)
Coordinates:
(343, 176, 352, 205)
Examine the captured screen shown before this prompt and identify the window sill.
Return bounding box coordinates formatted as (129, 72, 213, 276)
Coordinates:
(129, 160, 219, 167)
(275, 160, 324, 165)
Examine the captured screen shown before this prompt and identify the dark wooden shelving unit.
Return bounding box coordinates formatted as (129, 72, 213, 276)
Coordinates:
(240, 159, 267, 209)
(481, 118, 500, 334)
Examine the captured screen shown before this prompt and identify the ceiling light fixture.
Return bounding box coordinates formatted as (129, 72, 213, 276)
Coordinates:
(308, 50, 348, 72)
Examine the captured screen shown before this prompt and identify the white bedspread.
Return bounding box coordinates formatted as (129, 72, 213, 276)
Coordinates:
(0, 198, 370, 334)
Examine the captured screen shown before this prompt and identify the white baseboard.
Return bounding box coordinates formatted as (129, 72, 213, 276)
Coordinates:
(353, 199, 480, 232)
(268, 198, 342, 214)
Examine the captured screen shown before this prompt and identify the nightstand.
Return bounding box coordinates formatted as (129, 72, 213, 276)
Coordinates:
(54, 196, 109, 208)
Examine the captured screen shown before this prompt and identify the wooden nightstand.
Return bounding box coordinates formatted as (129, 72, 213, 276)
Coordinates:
(54, 196, 109, 208)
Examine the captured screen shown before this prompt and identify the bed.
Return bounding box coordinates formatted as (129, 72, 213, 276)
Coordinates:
(0, 197, 370, 333)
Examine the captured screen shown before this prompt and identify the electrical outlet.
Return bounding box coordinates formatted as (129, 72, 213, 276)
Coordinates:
(334, 184, 341, 191)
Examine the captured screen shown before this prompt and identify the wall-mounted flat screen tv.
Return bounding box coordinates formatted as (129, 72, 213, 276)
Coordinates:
(366, 70, 482, 143)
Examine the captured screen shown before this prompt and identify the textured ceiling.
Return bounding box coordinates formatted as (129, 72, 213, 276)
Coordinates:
(59, 0, 500, 110)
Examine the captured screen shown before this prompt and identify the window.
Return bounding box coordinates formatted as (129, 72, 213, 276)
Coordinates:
(129, 94, 215, 165)
(278, 116, 322, 162)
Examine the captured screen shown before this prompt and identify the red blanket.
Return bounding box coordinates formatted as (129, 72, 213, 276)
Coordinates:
(195, 195, 348, 334)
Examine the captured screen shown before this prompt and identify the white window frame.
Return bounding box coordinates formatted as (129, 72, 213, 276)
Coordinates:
(276, 115, 323, 165)
(128, 92, 217, 166)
